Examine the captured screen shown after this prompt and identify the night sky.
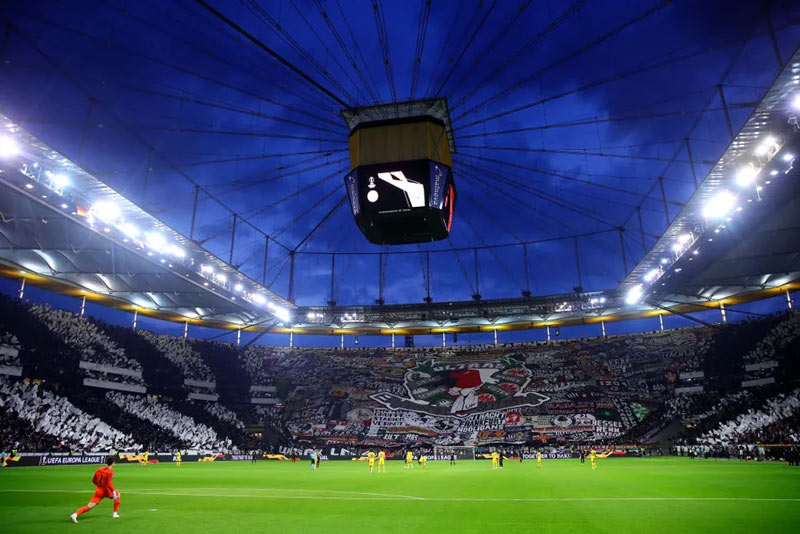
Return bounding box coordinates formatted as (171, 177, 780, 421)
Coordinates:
(1, 0, 799, 346)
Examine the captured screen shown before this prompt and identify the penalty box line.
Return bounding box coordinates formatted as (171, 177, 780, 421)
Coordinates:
(1, 489, 799, 503)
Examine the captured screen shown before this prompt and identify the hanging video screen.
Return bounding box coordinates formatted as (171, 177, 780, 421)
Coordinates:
(344, 159, 456, 245)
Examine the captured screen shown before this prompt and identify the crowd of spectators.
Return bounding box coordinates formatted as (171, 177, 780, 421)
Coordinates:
(0, 377, 138, 451)
(3, 293, 800, 454)
(54, 386, 184, 452)
(700, 389, 800, 445)
(204, 401, 245, 431)
(138, 330, 214, 383)
(30, 304, 144, 386)
(666, 391, 753, 424)
(262, 327, 714, 448)
(0, 331, 21, 368)
(240, 346, 279, 386)
(107, 391, 229, 451)
(0, 415, 61, 453)
(743, 311, 800, 364)
(175, 399, 260, 449)
(253, 405, 283, 424)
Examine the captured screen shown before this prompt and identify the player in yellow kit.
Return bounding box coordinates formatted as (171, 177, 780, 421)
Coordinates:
(377, 450, 386, 473)
(590, 449, 597, 470)
(491, 450, 499, 469)
(176, 451, 181, 468)
(537, 450, 542, 469)
(367, 451, 376, 474)
(420, 455, 427, 469)
(405, 450, 414, 469)
(140, 450, 149, 467)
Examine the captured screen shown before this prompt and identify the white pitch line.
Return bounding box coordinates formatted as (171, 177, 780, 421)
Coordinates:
(169, 486, 426, 500)
(0, 489, 798, 503)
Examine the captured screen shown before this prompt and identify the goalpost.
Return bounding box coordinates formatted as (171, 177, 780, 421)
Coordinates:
(434, 445, 476, 461)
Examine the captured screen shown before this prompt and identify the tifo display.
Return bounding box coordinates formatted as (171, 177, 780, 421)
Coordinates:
(1, 294, 799, 458)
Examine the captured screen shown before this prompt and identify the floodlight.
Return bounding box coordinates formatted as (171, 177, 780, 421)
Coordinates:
(671, 243, 682, 252)
(91, 201, 121, 222)
(678, 233, 691, 244)
(644, 268, 659, 282)
(120, 222, 139, 238)
(0, 135, 20, 158)
(200, 264, 213, 273)
(735, 165, 758, 187)
(792, 93, 800, 110)
(660, 258, 669, 264)
(252, 294, 266, 305)
(702, 190, 736, 220)
(274, 307, 290, 322)
(145, 232, 167, 252)
(167, 244, 185, 258)
(234, 283, 243, 292)
(45, 170, 69, 188)
(625, 285, 643, 305)
(782, 153, 794, 162)
(754, 136, 777, 157)
(216, 274, 227, 284)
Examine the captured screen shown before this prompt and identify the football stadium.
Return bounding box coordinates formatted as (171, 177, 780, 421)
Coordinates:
(1, 1, 800, 532)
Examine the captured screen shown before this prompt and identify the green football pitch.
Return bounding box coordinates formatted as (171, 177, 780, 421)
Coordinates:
(1, 458, 798, 533)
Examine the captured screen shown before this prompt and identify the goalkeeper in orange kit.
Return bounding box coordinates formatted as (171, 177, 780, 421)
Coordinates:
(70, 456, 121, 523)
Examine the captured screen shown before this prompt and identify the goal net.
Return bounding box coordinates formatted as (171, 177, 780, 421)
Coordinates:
(434, 446, 475, 461)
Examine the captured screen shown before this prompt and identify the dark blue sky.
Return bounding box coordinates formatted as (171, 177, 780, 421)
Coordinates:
(1, 0, 799, 345)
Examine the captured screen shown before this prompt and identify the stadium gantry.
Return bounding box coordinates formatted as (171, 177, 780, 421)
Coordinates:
(0, 2, 799, 341)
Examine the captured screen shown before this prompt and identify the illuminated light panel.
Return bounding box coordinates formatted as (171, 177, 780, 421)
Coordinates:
(625, 285, 643, 305)
(120, 222, 140, 238)
(702, 190, 736, 220)
(91, 201, 121, 223)
(736, 165, 759, 187)
(145, 232, 167, 252)
(0, 135, 20, 157)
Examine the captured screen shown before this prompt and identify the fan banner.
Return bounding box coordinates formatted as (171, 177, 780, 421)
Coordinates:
(370, 357, 550, 417)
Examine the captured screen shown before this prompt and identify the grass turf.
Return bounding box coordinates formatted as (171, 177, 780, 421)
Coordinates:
(0, 457, 798, 533)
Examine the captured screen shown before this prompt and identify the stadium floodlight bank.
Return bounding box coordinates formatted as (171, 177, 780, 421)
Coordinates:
(0, 113, 293, 327)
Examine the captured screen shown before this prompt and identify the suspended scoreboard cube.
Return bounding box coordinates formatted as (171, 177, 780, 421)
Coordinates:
(342, 99, 457, 245)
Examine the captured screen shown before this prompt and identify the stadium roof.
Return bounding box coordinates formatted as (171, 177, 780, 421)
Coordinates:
(0, 2, 799, 336)
(0, 114, 293, 329)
